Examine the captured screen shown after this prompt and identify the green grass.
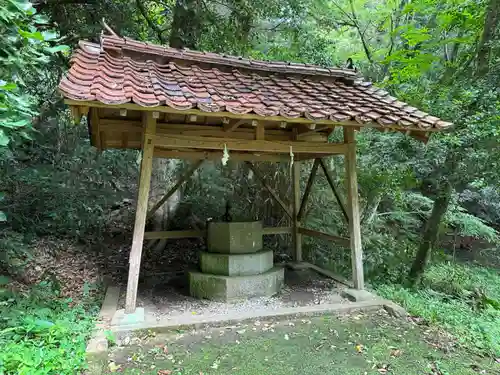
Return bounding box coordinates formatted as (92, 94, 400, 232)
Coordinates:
(376, 262, 500, 356)
(0, 280, 101, 374)
(102, 311, 497, 375)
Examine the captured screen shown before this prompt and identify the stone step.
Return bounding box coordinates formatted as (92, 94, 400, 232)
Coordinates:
(189, 267, 284, 301)
(200, 249, 273, 276)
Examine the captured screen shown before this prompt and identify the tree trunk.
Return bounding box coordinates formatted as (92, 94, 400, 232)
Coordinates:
(476, 0, 500, 76)
(169, 0, 202, 49)
(361, 192, 382, 226)
(408, 181, 452, 286)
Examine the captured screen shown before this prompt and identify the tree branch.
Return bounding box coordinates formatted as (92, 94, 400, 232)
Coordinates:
(136, 0, 165, 44)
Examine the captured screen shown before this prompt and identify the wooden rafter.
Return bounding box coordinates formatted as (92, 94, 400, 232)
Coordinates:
(319, 158, 349, 222)
(297, 158, 320, 221)
(245, 162, 292, 219)
(146, 160, 204, 220)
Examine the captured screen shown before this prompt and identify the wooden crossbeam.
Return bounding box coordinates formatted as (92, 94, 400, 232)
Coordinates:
(154, 149, 290, 162)
(297, 158, 320, 221)
(297, 125, 330, 139)
(298, 227, 350, 246)
(154, 134, 346, 155)
(245, 162, 293, 219)
(144, 226, 293, 239)
(319, 158, 349, 222)
(146, 160, 204, 220)
(66, 99, 360, 127)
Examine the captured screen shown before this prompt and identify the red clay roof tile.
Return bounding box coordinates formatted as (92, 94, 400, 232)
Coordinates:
(59, 36, 453, 131)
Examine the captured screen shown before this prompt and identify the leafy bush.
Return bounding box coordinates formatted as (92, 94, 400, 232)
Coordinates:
(0, 280, 100, 374)
(377, 263, 500, 356)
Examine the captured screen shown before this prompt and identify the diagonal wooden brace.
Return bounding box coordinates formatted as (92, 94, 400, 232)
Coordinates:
(319, 158, 349, 223)
(245, 162, 293, 219)
(146, 159, 204, 221)
(297, 158, 320, 221)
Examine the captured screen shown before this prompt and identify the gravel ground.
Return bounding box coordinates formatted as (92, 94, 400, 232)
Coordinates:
(116, 268, 350, 322)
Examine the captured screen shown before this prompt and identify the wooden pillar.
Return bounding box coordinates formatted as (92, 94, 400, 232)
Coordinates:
(292, 161, 302, 262)
(344, 127, 364, 290)
(125, 112, 157, 313)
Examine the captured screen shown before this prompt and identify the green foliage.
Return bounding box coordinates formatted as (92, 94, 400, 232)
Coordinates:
(0, 0, 68, 147)
(0, 282, 100, 374)
(0, 114, 137, 240)
(377, 263, 500, 356)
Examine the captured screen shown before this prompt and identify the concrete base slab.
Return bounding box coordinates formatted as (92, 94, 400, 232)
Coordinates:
(341, 288, 378, 302)
(111, 307, 145, 327)
(111, 299, 385, 333)
(200, 249, 273, 276)
(189, 267, 284, 301)
(86, 286, 121, 365)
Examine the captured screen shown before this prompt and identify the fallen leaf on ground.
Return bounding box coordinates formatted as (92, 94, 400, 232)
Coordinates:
(390, 348, 402, 357)
(108, 362, 120, 373)
(157, 370, 172, 375)
(377, 364, 390, 374)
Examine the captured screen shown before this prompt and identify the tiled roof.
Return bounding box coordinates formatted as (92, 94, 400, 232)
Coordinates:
(59, 36, 452, 131)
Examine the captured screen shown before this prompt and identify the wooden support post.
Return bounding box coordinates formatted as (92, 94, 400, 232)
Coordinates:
(292, 161, 302, 262)
(319, 158, 349, 222)
(245, 162, 292, 219)
(146, 160, 204, 220)
(344, 127, 364, 290)
(125, 112, 156, 313)
(297, 158, 320, 221)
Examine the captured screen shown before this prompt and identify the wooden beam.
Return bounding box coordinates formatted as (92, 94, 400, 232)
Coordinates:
(224, 119, 246, 132)
(144, 229, 204, 240)
(292, 161, 302, 262)
(297, 125, 330, 139)
(245, 162, 293, 219)
(297, 159, 320, 221)
(319, 158, 349, 222)
(65, 99, 361, 127)
(154, 134, 346, 155)
(256, 122, 265, 140)
(99, 120, 317, 142)
(262, 226, 293, 235)
(298, 227, 350, 246)
(146, 160, 204, 220)
(89, 108, 101, 149)
(125, 112, 156, 313)
(154, 149, 290, 162)
(302, 262, 353, 287)
(144, 226, 293, 239)
(344, 127, 364, 290)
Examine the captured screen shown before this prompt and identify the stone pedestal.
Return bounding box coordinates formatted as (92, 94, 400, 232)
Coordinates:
(189, 221, 283, 301)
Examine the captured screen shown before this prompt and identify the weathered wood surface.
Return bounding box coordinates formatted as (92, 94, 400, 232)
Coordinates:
(344, 127, 364, 290)
(125, 112, 156, 313)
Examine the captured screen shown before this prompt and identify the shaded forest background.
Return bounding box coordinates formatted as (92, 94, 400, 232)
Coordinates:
(0, 0, 499, 370)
